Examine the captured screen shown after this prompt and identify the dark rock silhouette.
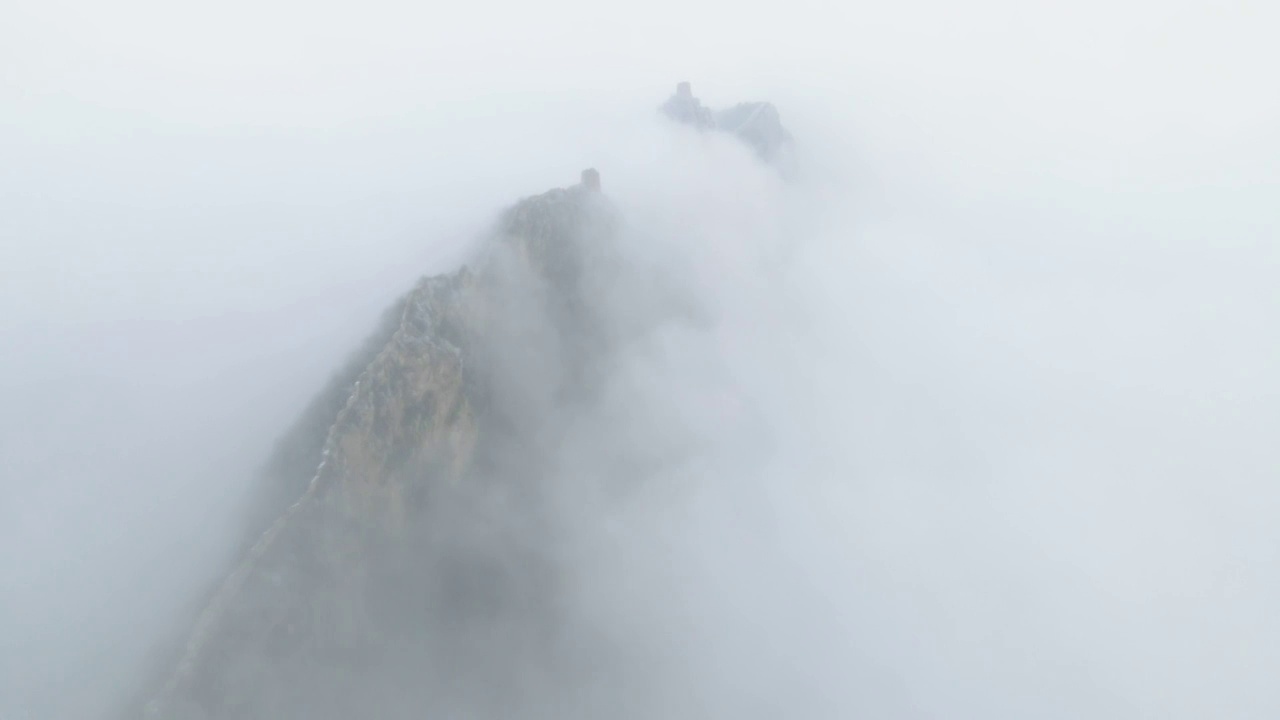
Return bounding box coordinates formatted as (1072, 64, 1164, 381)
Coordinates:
(659, 81, 716, 130)
(658, 81, 793, 162)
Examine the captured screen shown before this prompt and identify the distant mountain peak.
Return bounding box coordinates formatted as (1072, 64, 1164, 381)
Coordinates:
(658, 81, 793, 162)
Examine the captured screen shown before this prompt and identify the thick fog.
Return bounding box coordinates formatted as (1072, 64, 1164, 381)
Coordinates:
(2, 0, 1278, 718)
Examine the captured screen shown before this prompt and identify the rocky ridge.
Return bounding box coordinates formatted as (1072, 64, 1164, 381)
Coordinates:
(660, 81, 793, 161)
(140, 86, 789, 719)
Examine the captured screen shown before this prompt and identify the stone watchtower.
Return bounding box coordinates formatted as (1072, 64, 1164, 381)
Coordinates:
(580, 168, 601, 192)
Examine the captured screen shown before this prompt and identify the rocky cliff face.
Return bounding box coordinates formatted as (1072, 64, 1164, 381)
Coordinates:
(140, 89, 789, 719)
(142, 178, 620, 720)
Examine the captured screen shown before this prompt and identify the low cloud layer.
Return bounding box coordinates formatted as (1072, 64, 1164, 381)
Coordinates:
(2, 1, 1277, 718)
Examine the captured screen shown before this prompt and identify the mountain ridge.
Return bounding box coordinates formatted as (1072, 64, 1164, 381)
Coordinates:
(137, 87, 789, 719)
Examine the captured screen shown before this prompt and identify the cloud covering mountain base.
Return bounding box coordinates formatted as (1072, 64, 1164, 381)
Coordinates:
(2, 2, 1278, 718)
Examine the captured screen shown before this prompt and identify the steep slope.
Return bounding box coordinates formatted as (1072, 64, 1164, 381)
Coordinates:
(143, 174, 619, 720)
(141, 87, 791, 718)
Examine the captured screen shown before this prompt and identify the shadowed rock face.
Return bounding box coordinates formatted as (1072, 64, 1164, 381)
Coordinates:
(140, 176, 623, 720)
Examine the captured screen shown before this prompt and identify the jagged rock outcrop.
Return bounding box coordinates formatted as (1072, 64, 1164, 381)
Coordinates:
(137, 83, 784, 712)
(141, 174, 619, 720)
(659, 81, 717, 130)
(659, 81, 793, 162)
